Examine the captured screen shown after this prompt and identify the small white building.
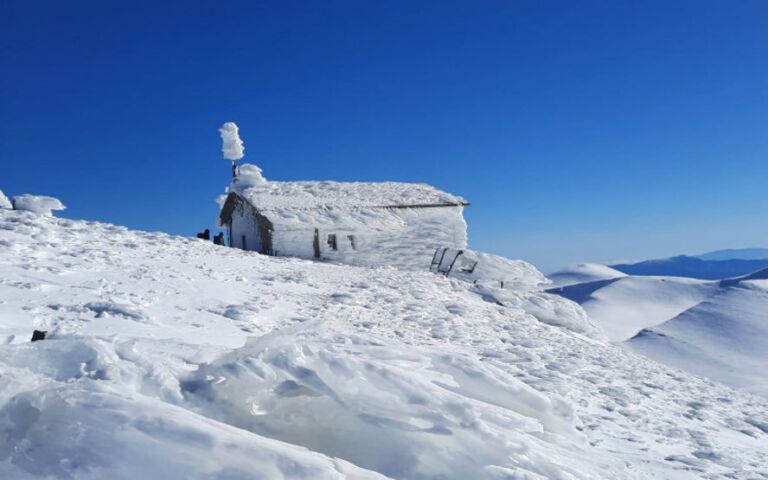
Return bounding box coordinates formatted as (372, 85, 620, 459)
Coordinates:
(217, 164, 469, 270)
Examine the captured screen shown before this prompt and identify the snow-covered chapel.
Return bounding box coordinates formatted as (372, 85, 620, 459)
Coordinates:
(218, 164, 469, 269)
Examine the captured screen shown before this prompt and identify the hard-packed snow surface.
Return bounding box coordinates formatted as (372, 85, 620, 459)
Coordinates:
(1, 210, 766, 479)
(10, 194, 66, 215)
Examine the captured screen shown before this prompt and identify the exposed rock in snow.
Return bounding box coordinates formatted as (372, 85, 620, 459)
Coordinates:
(11, 194, 66, 215)
(0, 209, 766, 479)
(0, 190, 11, 210)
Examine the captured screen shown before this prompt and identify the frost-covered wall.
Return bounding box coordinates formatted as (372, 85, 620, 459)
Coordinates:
(230, 202, 264, 252)
(268, 205, 468, 270)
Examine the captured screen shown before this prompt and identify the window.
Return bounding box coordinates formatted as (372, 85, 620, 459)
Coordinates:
(327, 234, 338, 250)
(347, 235, 356, 250)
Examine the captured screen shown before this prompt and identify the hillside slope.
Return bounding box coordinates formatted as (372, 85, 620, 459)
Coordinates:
(548, 275, 716, 341)
(629, 276, 768, 397)
(0, 210, 766, 479)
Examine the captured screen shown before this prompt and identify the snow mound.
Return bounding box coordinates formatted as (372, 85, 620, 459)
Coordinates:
(433, 250, 598, 335)
(182, 324, 604, 480)
(232, 163, 267, 190)
(548, 263, 626, 289)
(0, 190, 11, 210)
(0, 338, 383, 480)
(437, 248, 547, 291)
(11, 194, 66, 215)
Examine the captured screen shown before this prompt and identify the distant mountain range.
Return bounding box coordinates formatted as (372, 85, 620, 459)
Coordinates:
(609, 248, 768, 280)
(695, 248, 768, 261)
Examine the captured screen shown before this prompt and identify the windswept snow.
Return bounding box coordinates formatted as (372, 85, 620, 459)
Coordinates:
(549, 265, 768, 396)
(0, 210, 766, 479)
(10, 194, 65, 215)
(550, 275, 716, 341)
(548, 263, 626, 289)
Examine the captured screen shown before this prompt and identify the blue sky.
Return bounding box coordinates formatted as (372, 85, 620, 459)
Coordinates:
(1, 0, 766, 272)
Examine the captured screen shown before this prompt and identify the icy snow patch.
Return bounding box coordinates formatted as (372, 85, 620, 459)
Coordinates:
(0, 338, 385, 480)
(182, 324, 610, 480)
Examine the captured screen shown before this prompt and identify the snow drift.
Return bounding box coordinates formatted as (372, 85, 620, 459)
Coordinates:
(182, 324, 599, 479)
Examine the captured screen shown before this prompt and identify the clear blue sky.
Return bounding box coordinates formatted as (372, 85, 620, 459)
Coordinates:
(1, 1, 766, 272)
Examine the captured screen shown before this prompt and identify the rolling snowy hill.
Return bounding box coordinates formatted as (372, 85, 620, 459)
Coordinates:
(549, 275, 716, 341)
(549, 264, 768, 397)
(1, 209, 767, 479)
(546, 262, 626, 289)
(629, 271, 768, 397)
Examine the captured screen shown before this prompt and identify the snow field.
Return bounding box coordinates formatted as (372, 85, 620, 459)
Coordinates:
(0, 210, 766, 479)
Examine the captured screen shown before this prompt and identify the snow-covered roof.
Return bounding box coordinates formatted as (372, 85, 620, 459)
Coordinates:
(234, 180, 467, 211)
